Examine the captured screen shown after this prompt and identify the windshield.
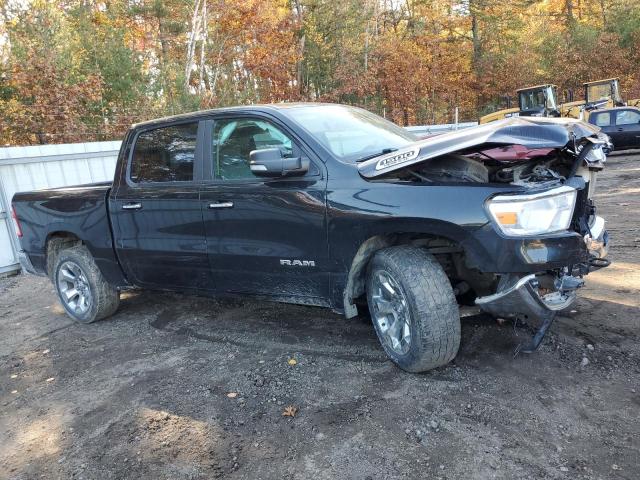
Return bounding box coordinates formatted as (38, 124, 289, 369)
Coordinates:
(519, 90, 547, 111)
(587, 81, 623, 105)
(283, 105, 417, 162)
(587, 83, 613, 103)
(545, 86, 557, 109)
(611, 81, 623, 104)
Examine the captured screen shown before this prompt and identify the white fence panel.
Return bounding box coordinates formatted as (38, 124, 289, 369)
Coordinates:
(0, 191, 16, 273)
(0, 141, 122, 273)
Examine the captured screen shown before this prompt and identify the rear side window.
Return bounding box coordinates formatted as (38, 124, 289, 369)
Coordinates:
(591, 112, 610, 127)
(130, 123, 199, 183)
(616, 109, 640, 126)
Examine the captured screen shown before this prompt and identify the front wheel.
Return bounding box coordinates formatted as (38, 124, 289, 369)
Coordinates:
(367, 246, 460, 372)
(53, 245, 120, 323)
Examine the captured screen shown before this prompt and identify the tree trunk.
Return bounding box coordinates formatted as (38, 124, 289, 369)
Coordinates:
(198, 0, 208, 94)
(565, 0, 575, 28)
(470, 0, 482, 70)
(184, 0, 203, 92)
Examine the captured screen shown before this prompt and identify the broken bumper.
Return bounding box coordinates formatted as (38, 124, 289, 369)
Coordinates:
(585, 215, 609, 265)
(475, 215, 608, 321)
(475, 274, 576, 323)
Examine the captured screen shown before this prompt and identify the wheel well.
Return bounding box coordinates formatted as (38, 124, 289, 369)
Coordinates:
(46, 232, 83, 278)
(343, 233, 495, 318)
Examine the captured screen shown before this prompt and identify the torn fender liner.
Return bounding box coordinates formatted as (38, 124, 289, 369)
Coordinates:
(359, 117, 603, 178)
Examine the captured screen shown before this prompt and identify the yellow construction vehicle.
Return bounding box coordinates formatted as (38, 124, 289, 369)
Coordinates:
(561, 78, 640, 118)
(480, 78, 640, 124)
(479, 84, 560, 124)
(560, 78, 623, 118)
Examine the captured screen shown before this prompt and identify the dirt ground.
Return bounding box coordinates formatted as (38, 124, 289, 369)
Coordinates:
(1, 151, 640, 480)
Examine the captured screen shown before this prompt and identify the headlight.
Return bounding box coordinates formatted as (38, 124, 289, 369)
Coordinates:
(487, 186, 577, 236)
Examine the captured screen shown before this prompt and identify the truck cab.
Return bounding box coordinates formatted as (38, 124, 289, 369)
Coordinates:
(562, 78, 627, 119)
(516, 84, 561, 118)
(479, 84, 560, 124)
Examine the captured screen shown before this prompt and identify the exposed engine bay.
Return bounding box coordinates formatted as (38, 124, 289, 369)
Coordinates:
(359, 117, 610, 241)
(372, 139, 607, 189)
(358, 116, 610, 190)
(391, 149, 566, 185)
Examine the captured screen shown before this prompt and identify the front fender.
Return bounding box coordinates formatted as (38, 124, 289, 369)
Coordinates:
(326, 181, 590, 311)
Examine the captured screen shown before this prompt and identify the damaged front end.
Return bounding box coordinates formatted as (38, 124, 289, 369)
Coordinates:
(475, 272, 583, 353)
(474, 202, 609, 353)
(359, 117, 611, 352)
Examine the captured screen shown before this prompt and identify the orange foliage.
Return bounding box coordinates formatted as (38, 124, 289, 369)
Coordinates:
(0, 0, 639, 144)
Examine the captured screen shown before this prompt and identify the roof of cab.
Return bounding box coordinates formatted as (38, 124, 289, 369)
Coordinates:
(131, 102, 339, 129)
(516, 84, 556, 92)
(584, 78, 618, 86)
(588, 106, 640, 113)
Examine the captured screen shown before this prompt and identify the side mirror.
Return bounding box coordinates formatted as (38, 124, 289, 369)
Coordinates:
(249, 148, 309, 177)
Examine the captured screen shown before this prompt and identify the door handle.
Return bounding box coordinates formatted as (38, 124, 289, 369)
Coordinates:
(208, 201, 234, 209)
(617, 128, 624, 131)
(122, 203, 142, 210)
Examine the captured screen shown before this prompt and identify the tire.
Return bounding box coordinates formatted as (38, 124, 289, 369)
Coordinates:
(53, 245, 120, 323)
(366, 246, 460, 372)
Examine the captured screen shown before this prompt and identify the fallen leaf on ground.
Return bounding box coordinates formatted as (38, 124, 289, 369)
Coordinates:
(10, 374, 17, 379)
(46, 377, 55, 382)
(282, 405, 298, 417)
(42, 349, 50, 354)
(287, 358, 297, 366)
(226, 392, 238, 398)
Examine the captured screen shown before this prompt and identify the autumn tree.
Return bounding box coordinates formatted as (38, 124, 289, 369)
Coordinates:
(1, 0, 639, 145)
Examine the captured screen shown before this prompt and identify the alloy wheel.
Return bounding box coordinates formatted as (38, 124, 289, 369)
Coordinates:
(57, 261, 92, 315)
(371, 269, 411, 355)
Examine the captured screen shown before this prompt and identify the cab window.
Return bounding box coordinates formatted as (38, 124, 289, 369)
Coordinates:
(615, 109, 640, 126)
(130, 123, 199, 183)
(591, 112, 611, 127)
(211, 118, 294, 180)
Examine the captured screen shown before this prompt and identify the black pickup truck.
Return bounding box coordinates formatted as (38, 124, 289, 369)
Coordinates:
(12, 104, 610, 372)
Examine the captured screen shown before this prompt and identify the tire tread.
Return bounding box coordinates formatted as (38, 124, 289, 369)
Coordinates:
(54, 245, 120, 323)
(367, 246, 460, 372)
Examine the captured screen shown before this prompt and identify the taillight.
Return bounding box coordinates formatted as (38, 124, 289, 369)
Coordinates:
(11, 205, 23, 238)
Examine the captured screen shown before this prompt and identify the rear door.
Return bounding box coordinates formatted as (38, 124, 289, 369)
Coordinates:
(110, 120, 211, 290)
(613, 109, 640, 149)
(199, 114, 330, 302)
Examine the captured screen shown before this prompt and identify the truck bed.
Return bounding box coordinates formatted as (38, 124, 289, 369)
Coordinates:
(11, 181, 127, 285)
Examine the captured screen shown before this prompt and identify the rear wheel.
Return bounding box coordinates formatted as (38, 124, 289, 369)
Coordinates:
(367, 246, 460, 372)
(53, 245, 120, 323)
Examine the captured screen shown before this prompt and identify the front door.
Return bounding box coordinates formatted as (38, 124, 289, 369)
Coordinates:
(110, 121, 210, 290)
(199, 115, 330, 303)
(613, 109, 640, 149)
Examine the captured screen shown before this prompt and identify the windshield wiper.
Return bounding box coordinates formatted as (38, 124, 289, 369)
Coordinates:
(355, 148, 398, 163)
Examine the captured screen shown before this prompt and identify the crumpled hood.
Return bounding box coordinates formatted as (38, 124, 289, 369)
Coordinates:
(358, 116, 603, 178)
